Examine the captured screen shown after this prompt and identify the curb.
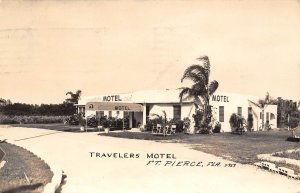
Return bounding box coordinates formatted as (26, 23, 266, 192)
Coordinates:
(258, 153, 300, 167)
(6, 139, 64, 193)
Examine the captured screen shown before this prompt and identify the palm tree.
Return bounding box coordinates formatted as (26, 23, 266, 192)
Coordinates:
(179, 55, 219, 130)
(248, 92, 271, 130)
(151, 110, 168, 136)
(65, 90, 82, 104)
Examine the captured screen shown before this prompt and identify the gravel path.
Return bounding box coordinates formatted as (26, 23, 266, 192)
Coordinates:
(1, 125, 299, 193)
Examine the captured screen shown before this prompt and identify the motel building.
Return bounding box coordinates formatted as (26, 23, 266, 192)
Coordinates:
(76, 89, 277, 132)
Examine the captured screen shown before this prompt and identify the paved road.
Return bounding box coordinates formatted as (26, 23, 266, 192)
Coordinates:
(1, 126, 299, 193)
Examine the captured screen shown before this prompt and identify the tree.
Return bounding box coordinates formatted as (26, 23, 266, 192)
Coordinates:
(151, 110, 168, 136)
(249, 92, 272, 130)
(65, 90, 82, 104)
(179, 55, 219, 132)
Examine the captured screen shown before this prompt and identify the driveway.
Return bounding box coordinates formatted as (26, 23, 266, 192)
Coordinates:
(0, 125, 299, 193)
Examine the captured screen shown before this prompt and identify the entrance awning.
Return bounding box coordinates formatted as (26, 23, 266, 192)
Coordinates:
(85, 102, 143, 112)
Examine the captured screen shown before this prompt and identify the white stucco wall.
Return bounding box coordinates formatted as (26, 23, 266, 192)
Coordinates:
(148, 104, 174, 120)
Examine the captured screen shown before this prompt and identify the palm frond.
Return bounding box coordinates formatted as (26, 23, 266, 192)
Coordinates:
(66, 91, 73, 96)
(248, 100, 262, 109)
(178, 87, 191, 103)
(181, 65, 208, 84)
(196, 55, 210, 79)
(193, 96, 204, 108)
(181, 71, 201, 83)
(191, 82, 207, 96)
(208, 80, 219, 95)
(76, 90, 82, 95)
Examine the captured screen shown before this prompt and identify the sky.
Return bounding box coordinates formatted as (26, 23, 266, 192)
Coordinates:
(0, 0, 299, 104)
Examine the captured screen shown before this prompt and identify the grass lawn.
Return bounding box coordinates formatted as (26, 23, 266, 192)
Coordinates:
(273, 151, 300, 160)
(0, 142, 53, 193)
(100, 130, 300, 165)
(10, 123, 82, 132)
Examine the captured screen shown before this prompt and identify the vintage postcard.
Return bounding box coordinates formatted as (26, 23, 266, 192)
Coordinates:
(0, 0, 300, 193)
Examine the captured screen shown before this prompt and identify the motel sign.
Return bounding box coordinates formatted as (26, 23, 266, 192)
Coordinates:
(86, 102, 143, 112)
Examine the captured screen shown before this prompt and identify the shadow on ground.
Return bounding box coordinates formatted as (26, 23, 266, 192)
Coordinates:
(2, 183, 43, 193)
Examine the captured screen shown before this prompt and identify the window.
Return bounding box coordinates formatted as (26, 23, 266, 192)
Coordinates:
(109, 111, 112, 118)
(237, 107, 242, 116)
(260, 112, 264, 119)
(78, 107, 85, 117)
(219, 106, 224, 122)
(78, 107, 85, 113)
(270, 113, 275, 120)
(173, 105, 181, 120)
(266, 112, 269, 121)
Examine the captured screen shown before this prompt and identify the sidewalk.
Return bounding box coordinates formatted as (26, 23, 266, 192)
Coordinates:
(0, 125, 299, 193)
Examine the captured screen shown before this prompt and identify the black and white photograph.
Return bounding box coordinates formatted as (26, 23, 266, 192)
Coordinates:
(0, 0, 300, 193)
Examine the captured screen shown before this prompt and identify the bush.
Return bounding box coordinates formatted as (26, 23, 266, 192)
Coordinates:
(0, 115, 19, 124)
(229, 113, 245, 131)
(99, 116, 108, 127)
(213, 121, 221, 133)
(183, 117, 191, 132)
(169, 118, 184, 132)
(66, 113, 85, 126)
(0, 115, 67, 124)
(289, 117, 300, 129)
(87, 115, 98, 127)
(192, 109, 214, 134)
(192, 109, 204, 129)
(145, 118, 161, 131)
(0, 102, 75, 116)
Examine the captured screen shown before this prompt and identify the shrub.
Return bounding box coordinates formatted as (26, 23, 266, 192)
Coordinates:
(145, 119, 154, 131)
(0, 115, 67, 124)
(99, 116, 108, 127)
(229, 113, 245, 131)
(289, 117, 300, 129)
(87, 115, 98, 127)
(192, 109, 204, 129)
(115, 118, 124, 129)
(66, 113, 85, 125)
(169, 118, 184, 132)
(213, 121, 221, 133)
(0, 115, 19, 124)
(123, 117, 129, 129)
(183, 117, 191, 132)
(145, 117, 161, 131)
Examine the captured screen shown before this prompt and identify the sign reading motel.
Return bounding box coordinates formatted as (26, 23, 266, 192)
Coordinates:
(102, 95, 122, 102)
(86, 102, 143, 112)
(212, 95, 229, 102)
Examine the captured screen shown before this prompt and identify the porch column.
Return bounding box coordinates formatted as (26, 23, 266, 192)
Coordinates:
(142, 103, 147, 127)
(129, 112, 133, 128)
